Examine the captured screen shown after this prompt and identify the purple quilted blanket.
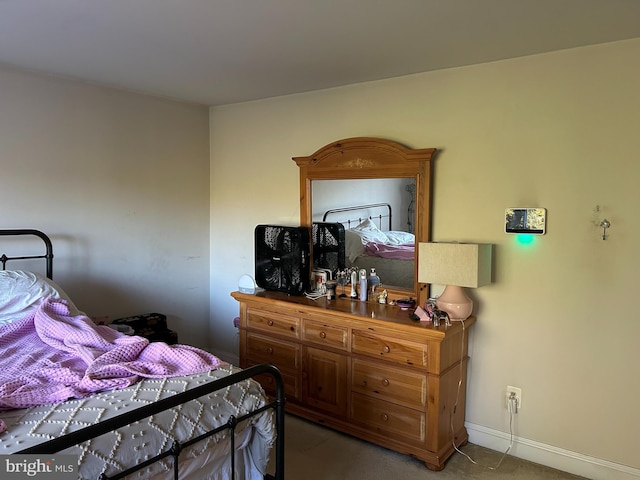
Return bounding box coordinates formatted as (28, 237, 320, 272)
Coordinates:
(0, 297, 223, 410)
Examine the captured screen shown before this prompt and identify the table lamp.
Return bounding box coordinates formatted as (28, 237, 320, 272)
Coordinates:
(418, 242, 492, 319)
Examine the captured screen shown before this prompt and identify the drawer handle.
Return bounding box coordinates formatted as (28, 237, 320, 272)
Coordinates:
(267, 319, 274, 326)
(319, 331, 327, 339)
(382, 378, 390, 387)
(383, 345, 391, 353)
(381, 413, 389, 422)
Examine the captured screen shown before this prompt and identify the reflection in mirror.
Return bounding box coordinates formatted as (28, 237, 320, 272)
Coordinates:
(312, 178, 416, 289)
(505, 208, 546, 234)
(312, 179, 414, 230)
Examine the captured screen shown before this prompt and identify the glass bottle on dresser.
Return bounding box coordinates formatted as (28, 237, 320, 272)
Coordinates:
(359, 269, 368, 301)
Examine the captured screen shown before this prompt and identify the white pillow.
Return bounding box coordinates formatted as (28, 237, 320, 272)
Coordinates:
(351, 219, 389, 244)
(0, 270, 81, 326)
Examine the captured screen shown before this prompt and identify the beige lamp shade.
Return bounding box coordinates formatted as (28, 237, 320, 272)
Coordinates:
(418, 243, 492, 319)
(418, 243, 492, 287)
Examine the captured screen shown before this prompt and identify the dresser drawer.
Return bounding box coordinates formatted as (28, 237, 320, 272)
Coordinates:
(245, 332, 300, 369)
(351, 358, 426, 408)
(302, 318, 348, 351)
(247, 308, 300, 339)
(352, 330, 427, 367)
(351, 393, 426, 447)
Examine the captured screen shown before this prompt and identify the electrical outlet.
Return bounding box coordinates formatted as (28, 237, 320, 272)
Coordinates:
(506, 386, 522, 412)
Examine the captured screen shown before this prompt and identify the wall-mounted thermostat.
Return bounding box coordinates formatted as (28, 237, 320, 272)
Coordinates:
(505, 208, 546, 235)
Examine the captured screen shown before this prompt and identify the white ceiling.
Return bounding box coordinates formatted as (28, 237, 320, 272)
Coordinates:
(1, 0, 639, 106)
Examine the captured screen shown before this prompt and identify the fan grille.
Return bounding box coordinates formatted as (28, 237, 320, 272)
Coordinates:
(312, 222, 345, 275)
(255, 225, 310, 295)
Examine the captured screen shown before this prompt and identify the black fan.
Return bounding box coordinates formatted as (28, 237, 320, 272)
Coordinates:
(312, 222, 346, 275)
(255, 225, 310, 295)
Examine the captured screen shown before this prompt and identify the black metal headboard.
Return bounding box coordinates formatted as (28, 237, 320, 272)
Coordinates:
(0, 229, 53, 279)
(322, 203, 392, 231)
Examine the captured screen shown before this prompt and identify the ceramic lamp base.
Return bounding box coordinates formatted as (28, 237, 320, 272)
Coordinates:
(435, 285, 473, 320)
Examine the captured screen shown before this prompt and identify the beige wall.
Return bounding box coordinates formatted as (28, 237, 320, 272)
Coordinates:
(0, 66, 211, 348)
(210, 38, 640, 476)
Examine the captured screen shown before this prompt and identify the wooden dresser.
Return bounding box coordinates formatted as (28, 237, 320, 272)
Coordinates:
(231, 290, 474, 471)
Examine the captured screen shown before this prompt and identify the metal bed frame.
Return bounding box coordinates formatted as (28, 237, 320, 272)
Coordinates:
(17, 363, 285, 480)
(322, 202, 392, 231)
(1, 229, 285, 480)
(0, 229, 54, 279)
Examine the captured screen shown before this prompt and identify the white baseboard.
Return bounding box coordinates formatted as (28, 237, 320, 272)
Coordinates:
(466, 422, 640, 480)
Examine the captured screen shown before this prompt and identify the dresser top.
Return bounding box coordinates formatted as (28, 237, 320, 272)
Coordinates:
(231, 290, 474, 338)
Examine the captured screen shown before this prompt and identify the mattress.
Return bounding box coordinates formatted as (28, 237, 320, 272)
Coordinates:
(348, 254, 414, 290)
(0, 364, 274, 480)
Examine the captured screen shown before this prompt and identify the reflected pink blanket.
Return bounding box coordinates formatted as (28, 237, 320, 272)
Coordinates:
(0, 297, 223, 410)
(364, 241, 414, 260)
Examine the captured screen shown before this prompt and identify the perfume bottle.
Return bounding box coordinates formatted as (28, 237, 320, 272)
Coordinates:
(350, 270, 358, 298)
(359, 269, 368, 301)
(368, 268, 380, 295)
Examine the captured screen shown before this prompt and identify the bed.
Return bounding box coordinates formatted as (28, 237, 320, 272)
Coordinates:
(0, 229, 284, 480)
(323, 204, 415, 289)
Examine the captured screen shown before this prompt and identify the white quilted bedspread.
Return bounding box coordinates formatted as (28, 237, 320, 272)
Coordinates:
(0, 364, 275, 480)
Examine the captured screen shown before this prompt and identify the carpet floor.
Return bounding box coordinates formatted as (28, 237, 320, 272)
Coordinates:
(267, 414, 588, 479)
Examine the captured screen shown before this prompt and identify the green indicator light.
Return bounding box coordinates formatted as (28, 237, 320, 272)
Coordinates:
(516, 234, 535, 245)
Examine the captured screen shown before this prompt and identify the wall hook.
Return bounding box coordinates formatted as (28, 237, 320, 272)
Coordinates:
(599, 219, 611, 240)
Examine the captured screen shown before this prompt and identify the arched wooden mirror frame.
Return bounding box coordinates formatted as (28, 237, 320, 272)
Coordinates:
(293, 137, 436, 306)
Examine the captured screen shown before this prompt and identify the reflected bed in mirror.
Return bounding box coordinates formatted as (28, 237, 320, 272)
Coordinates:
(315, 200, 416, 289)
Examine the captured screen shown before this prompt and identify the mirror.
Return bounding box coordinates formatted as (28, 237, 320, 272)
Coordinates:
(505, 208, 546, 234)
(293, 137, 436, 305)
(312, 178, 416, 289)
